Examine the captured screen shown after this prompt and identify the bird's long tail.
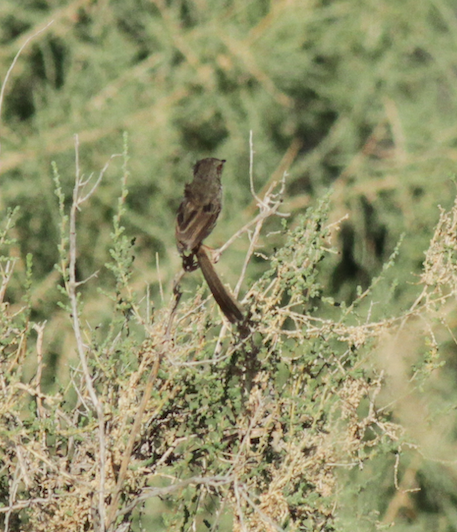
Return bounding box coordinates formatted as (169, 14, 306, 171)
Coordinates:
(196, 246, 244, 324)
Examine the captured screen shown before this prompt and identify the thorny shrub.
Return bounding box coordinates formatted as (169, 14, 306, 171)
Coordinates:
(1, 151, 456, 531)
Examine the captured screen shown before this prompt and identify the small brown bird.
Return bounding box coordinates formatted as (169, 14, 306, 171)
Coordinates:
(176, 158, 244, 323)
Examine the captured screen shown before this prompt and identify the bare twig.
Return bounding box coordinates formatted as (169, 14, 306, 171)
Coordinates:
(248, 130, 262, 206)
(4, 463, 21, 532)
(165, 270, 185, 338)
(32, 322, 47, 419)
(214, 180, 289, 262)
(0, 260, 15, 303)
(235, 177, 287, 297)
(238, 485, 286, 532)
(64, 136, 121, 531)
(156, 252, 164, 303)
(116, 474, 231, 518)
(0, 21, 55, 159)
(0, 492, 79, 514)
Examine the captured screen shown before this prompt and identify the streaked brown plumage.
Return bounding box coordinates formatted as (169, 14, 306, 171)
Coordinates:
(176, 158, 224, 266)
(175, 158, 243, 323)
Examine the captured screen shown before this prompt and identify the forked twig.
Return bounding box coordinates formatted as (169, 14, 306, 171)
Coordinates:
(64, 136, 121, 532)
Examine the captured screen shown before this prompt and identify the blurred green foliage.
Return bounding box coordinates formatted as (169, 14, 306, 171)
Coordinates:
(2, 0, 457, 303)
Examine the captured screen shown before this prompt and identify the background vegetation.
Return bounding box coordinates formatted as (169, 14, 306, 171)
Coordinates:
(1, 0, 457, 530)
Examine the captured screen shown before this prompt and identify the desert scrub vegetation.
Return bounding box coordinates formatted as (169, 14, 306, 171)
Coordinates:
(0, 141, 456, 531)
(2, 0, 457, 530)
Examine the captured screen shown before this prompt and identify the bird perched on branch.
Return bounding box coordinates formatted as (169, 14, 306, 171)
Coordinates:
(175, 158, 244, 324)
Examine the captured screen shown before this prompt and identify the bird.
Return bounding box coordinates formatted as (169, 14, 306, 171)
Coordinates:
(175, 158, 244, 324)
